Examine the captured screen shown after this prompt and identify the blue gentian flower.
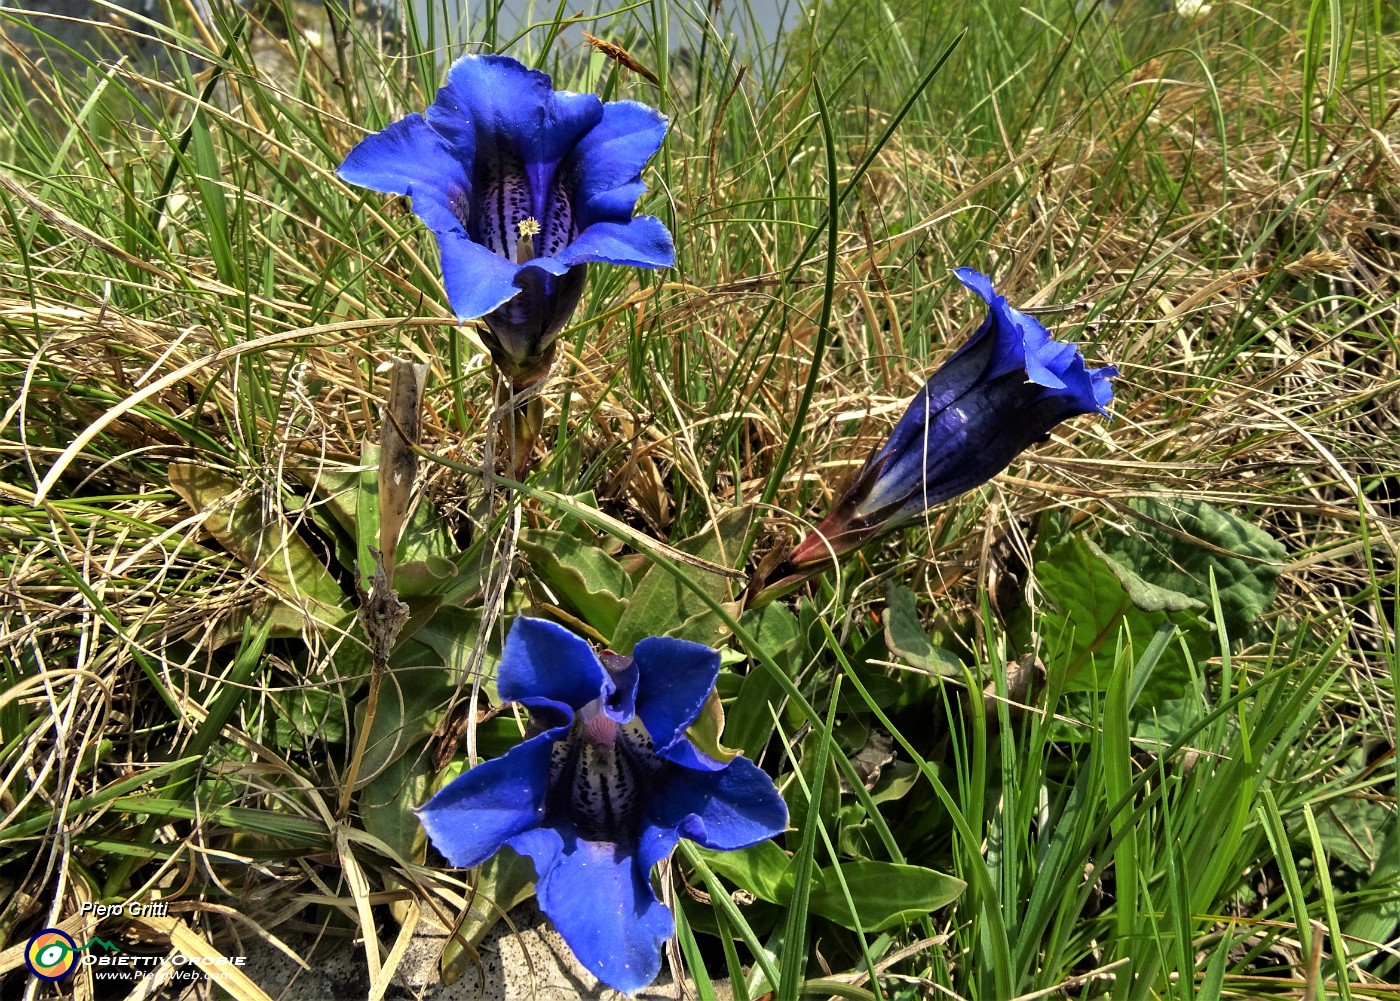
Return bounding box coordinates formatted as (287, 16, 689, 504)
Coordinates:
(418, 617, 787, 995)
(770, 268, 1117, 582)
(338, 54, 675, 386)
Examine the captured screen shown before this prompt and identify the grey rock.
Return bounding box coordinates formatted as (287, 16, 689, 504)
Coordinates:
(203, 902, 732, 1001)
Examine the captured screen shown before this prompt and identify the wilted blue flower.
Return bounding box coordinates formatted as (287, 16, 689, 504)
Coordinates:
(338, 54, 674, 385)
(769, 268, 1117, 585)
(418, 617, 787, 995)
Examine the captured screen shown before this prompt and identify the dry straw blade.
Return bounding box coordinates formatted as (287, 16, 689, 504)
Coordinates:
(377, 357, 429, 585)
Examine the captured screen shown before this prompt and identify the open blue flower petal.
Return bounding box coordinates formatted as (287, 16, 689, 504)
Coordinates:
(336, 114, 470, 235)
(416, 734, 554, 870)
(496, 615, 613, 716)
(435, 230, 538, 320)
(554, 216, 676, 270)
(339, 54, 674, 385)
(419, 617, 787, 995)
(565, 100, 670, 229)
(631, 636, 719, 757)
(427, 54, 603, 218)
(523, 828, 675, 995)
(638, 756, 791, 874)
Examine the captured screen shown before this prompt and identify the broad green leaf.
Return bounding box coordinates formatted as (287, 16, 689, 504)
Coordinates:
(1313, 795, 1392, 872)
(285, 477, 360, 595)
(691, 846, 965, 935)
(169, 462, 344, 624)
(837, 817, 878, 860)
(810, 861, 965, 932)
(1126, 623, 1204, 747)
(367, 438, 457, 571)
(440, 849, 537, 985)
(290, 447, 458, 597)
(668, 600, 743, 648)
(1344, 805, 1400, 961)
(393, 556, 459, 597)
(273, 686, 348, 747)
(203, 600, 312, 650)
(744, 601, 803, 673)
(691, 840, 794, 904)
(1084, 539, 1206, 614)
(286, 458, 360, 541)
(353, 663, 455, 781)
(359, 747, 434, 864)
(1023, 536, 1209, 694)
(408, 606, 499, 699)
(555, 489, 615, 547)
(1099, 496, 1285, 637)
(725, 666, 787, 757)
(869, 761, 920, 805)
(725, 603, 801, 755)
(883, 584, 963, 676)
(1017, 536, 1212, 744)
(519, 528, 632, 638)
(356, 440, 381, 594)
(610, 505, 754, 654)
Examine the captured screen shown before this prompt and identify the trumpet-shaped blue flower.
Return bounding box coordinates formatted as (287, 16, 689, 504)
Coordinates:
(771, 268, 1117, 584)
(418, 617, 787, 995)
(338, 54, 674, 385)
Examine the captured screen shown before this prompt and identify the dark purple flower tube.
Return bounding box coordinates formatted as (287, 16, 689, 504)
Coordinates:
(762, 268, 1117, 594)
(338, 54, 674, 386)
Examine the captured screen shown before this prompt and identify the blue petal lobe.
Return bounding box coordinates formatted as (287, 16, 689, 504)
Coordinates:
(634, 819, 684, 883)
(658, 739, 726, 773)
(520, 256, 572, 276)
(1016, 312, 1070, 389)
(435, 230, 526, 320)
(566, 99, 669, 229)
(555, 217, 675, 269)
(338, 114, 472, 237)
(504, 824, 564, 869)
(1092, 366, 1119, 410)
(417, 733, 555, 869)
(641, 757, 788, 875)
(951, 266, 997, 303)
(951, 268, 1046, 382)
(426, 55, 604, 223)
(525, 832, 673, 995)
(497, 617, 611, 712)
(600, 652, 641, 724)
(632, 636, 719, 754)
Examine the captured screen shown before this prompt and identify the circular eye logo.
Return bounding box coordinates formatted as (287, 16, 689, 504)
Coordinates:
(26, 929, 77, 980)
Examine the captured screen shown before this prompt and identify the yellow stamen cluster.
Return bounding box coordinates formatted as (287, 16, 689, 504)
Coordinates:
(516, 217, 541, 265)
